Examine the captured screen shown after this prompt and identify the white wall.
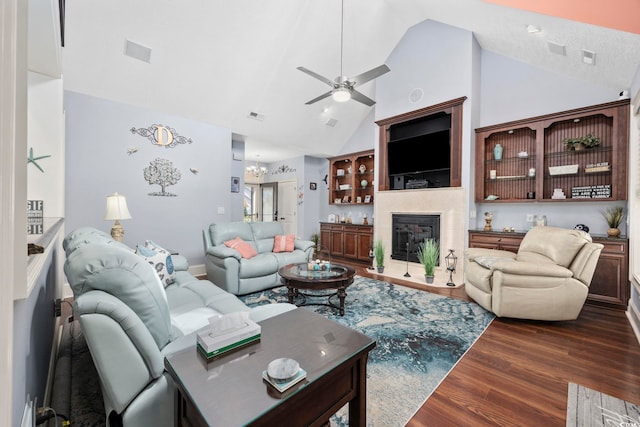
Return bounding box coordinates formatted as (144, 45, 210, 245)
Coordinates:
(27, 72, 65, 216)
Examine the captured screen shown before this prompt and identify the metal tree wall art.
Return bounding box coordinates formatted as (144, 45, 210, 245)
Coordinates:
(144, 158, 181, 196)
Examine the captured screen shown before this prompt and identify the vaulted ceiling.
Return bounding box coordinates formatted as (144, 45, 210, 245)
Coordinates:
(62, 0, 640, 163)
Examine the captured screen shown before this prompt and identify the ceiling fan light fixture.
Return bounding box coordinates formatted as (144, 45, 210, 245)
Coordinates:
(332, 88, 351, 102)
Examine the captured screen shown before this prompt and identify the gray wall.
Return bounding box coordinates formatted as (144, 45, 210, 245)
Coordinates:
(65, 91, 234, 265)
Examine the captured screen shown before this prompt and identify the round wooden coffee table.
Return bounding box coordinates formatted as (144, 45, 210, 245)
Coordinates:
(278, 263, 356, 316)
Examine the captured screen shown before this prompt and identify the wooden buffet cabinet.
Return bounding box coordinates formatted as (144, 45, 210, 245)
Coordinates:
(320, 223, 373, 264)
(468, 230, 629, 310)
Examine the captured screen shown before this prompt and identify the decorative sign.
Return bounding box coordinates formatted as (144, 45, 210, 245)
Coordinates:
(571, 185, 611, 199)
(131, 124, 193, 148)
(272, 164, 296, 175)
(27, 200, 44, 234)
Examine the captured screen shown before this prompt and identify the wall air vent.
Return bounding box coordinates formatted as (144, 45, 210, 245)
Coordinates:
(582, 49, 596, 65)
(124, 39, 152, 63)
(247, 111, 265, 121)
(547, 41, 566, 56)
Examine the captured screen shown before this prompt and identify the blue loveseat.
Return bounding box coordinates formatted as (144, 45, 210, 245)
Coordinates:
(63, 227, 295, 427)
(202, 221, 315, 295)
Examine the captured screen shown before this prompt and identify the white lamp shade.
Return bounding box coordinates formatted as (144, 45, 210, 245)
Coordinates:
(332, 88, 351, 102)
(104, 192, 132, 221)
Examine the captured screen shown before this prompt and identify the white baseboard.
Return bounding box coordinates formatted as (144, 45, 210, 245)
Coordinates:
(626, 303, 640, 345)
(189, 263, 206, 278)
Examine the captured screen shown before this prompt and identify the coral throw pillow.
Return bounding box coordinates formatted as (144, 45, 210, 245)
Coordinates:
(224, 237, 257, 259)
(273, 234, 295, 253)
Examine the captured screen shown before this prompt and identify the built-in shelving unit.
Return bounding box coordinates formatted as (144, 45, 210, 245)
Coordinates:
(328, 150, 375, 205)
(475, 99, 629, 203)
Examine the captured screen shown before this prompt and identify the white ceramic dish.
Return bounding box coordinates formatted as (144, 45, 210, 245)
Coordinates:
(267, 358, 300, 382)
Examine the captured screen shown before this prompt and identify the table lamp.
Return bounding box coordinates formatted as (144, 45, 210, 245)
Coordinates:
(104, 192, 132, 242)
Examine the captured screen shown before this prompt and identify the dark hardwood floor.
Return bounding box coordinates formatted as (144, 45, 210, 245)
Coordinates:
(352, 264, 640, 427)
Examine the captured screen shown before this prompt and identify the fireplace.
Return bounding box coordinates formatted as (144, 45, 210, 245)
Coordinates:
(391, 214, 440, 264)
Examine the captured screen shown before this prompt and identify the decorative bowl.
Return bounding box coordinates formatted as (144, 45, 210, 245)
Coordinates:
(267, 358, 300, 382)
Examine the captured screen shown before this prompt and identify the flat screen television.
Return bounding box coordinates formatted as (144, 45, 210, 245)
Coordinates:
(388, 129, 451, 176)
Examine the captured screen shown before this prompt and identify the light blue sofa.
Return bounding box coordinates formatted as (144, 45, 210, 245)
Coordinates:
(62, 227, 295, 427)
(202, 221, 315, 295)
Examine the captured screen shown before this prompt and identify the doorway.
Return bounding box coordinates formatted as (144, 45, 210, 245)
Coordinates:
(244, 180, 298, 236)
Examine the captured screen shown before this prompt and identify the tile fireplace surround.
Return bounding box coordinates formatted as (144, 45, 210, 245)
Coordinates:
(374, 187, 467, 286)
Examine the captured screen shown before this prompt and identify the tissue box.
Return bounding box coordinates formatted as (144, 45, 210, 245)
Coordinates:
(196, 318, 261, 360)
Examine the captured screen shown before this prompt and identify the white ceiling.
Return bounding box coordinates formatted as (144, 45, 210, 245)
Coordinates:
(61, 0, 640, 163)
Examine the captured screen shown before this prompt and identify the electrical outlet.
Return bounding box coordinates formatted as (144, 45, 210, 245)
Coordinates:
(526, 214, 534, 222)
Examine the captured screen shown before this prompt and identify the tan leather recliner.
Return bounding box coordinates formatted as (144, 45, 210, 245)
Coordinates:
(464, 226, 604, 321)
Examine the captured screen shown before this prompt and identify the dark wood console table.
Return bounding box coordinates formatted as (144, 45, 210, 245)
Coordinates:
(165, 308, 376, 426)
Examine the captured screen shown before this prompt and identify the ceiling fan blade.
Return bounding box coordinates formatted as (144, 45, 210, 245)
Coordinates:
(350, 64, 390, 86)
(350, 89, 376, 107)
(305, 90, 334, 105)
(297, 67, 335, 87)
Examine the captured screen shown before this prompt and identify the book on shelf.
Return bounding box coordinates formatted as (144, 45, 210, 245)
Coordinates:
(584, 165, 611, 173)
(262, 368, 307, 393)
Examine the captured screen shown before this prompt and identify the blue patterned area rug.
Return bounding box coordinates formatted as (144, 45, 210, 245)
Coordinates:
(239, 276, 495, 426)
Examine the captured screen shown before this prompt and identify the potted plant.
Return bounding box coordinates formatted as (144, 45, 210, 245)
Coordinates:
(310, 232, 320, 258)
(602, 206, 624, 237)
(563, 134, 600, 151)
(373, 239, 385, 273)
(417, 238, 439, 283)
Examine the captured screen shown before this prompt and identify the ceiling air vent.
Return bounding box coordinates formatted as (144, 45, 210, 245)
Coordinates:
(325, 118, 338, 127)
(547, 41, 566, 56)
(247, 111, 265, 121)
(124, 39, 152, 63)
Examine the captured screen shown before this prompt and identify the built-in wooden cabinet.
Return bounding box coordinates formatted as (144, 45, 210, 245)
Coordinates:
(328, 150, 375, 205)
(320, 223, 373, 264)
(468, 230, 629, 310)
(468, 230, 523, 253)
(475, 100, 629, 203)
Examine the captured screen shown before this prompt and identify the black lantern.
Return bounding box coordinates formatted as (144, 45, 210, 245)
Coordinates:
(445, 249, 457, 287)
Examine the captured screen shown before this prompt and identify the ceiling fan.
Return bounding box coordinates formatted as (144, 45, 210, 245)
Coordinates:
(297, 0, 390, 107)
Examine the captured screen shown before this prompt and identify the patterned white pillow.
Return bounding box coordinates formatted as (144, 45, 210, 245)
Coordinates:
(136, 240, 176, 287)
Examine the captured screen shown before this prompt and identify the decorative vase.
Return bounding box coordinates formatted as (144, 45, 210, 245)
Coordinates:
(494, 143, 503, 161)
(361, 179, 368, 188)
(425, 275, 434, 284)
(607, 227, 621, 237)
(377, 266, 384, 273)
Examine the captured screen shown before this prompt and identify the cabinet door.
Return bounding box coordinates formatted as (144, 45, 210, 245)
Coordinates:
(330, 228, 344, 256)
(357, 230, 373, 261)
(343, 227, 358, 259)
(588, 239, 628, 309)
(319, 225, 331, 256)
